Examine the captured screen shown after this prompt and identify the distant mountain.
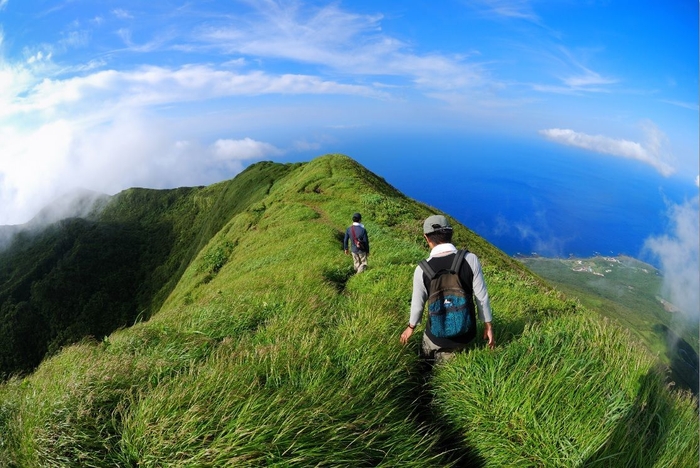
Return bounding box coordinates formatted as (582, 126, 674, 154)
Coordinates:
(0, 155, 696, 467)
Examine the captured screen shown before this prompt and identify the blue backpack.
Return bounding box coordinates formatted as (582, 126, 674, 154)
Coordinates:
(419, 250, 473, 338)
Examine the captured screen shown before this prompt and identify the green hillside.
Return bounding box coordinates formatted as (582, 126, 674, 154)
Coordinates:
(0, 155, 697, 467)
(518, 255, 699, 395)
(0, 161, 297, 377)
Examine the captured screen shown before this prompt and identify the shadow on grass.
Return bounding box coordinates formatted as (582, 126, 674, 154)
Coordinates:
(399, 348, 487, 468)
(491, 317, 529, 348)
(652, 323, 699, 396)
(403, 315, 550, 466)
(323, 265, 355, 293)
(581, 366, 685, 467)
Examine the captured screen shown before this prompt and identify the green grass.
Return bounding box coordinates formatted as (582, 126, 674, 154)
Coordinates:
(433, 313, 698, 467)
(519, 256, 699, 394)
(0, 154, 697, 467)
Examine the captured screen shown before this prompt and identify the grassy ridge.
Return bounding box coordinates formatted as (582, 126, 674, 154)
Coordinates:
(0, 154, 697, 466)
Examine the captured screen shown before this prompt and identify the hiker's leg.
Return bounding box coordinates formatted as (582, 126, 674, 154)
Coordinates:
(357, 252, 368, 272)
(421, 334, 440, 361)
(433, 350, 456, 364)
(351, 252, 361, 271)
(422, 335, 460, 364)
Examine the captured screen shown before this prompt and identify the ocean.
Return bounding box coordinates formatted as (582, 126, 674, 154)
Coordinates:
(338, 132, 697, 266)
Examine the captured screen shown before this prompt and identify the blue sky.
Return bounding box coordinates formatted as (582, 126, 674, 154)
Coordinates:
(0, 0, 697, 225)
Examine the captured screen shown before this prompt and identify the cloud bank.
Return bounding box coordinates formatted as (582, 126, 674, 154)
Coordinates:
(539, 122, 676, 176)
(0, 110, 283, 225)
(644, 195, 700, 319)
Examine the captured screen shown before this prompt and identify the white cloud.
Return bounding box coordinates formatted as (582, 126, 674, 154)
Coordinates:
(0, 0, 7, 11)
(195, 1, 488, 93)
(0, 111, 285, 225)
(660, 99, 700, 112)
(561, 68, 617, 88)
(529, 46, 618, 95)
(2, 64, 386, 119)
(291, 139, 324, 152)
(212, 138, 283, 164)
(0, 45, 392, 225)
(117, 28, 174, 53)
(112, 9, 133, 20)
(539, 122, 676, 176)
(644, 196, 700, 319)
(466, 0, 540, 22)
(27, 50, 52, 64)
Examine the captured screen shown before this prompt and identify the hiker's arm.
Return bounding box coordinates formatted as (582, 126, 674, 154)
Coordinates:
(483, 321, 495, 349)
(401, 267, 427, 344)
(466, 253, 493, 322)
(467, 253, 495, 348)
(343, 230, 349, 254)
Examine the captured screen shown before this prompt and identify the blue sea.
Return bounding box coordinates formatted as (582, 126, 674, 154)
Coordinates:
(332, 131, 697, 266)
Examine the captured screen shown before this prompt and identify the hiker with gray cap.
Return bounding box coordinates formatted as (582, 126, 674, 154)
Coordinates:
(343, 212, 370, 273)
(400, 215, 494, 362)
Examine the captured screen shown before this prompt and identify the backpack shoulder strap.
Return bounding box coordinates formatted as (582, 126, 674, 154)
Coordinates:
(418, 259, 436, 280)
(420, 250, 465, 280)
(451, 249, 466, 272)
(448, 250, 469, 290)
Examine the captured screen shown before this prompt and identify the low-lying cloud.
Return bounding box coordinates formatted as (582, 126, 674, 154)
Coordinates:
(644, 195, 700, 319)
(0, 111, 284, 225)
(539, 121, 676, 176)
(493, 209, 571, 258)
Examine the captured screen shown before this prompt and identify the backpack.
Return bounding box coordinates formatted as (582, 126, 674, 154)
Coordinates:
(351, 226, 368, 252)
(419, 250, 473, 338)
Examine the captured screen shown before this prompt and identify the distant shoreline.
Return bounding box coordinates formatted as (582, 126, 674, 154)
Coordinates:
(513, 252, 655, 266)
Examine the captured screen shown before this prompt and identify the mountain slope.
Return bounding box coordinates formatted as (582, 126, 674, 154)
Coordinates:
(518, 255, 699, 394)
(0, 161, 299, 377)
(0, 154, 697, 467)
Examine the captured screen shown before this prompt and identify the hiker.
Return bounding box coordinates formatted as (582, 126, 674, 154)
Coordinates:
(400, 215, 494, 362)
(343, 212, 370, 273)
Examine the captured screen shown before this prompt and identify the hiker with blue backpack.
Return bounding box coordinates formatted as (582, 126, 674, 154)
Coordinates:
(343, 212, 370, 273)
(400, 215, 494, 362)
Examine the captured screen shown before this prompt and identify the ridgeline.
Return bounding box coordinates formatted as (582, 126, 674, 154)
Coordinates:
(0, 155, 697, 467)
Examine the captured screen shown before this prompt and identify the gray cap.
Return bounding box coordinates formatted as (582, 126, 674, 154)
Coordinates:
(423, 215, 452, 234)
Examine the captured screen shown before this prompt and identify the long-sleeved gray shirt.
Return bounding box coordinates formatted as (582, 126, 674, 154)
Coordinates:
(409, 243, 492, 328)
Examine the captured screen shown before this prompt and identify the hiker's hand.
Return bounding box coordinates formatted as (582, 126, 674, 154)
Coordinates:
(400, 326, 414, 345)
(483, 322, 495, 349)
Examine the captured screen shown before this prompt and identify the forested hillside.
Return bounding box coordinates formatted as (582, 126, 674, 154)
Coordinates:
(0, 162, 299, 378)
(0, 155, 696, 467)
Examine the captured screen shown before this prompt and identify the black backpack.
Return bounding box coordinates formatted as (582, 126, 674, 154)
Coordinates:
(419, 250, 473, 338)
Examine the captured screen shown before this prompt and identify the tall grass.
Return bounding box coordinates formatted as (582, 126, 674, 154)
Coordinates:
(0, 154, 697, 467)
(432, 313, 699, 467)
